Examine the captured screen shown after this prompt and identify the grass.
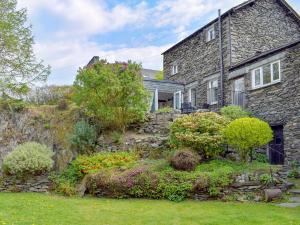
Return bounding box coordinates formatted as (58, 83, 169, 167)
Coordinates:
(0, 193, 299, 225)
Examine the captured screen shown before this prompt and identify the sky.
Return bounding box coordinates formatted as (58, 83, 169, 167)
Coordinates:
(17, 0, 300, 85)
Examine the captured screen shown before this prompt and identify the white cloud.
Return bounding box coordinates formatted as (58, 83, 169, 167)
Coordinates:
(19, 0, 148, 37)
(18, 0, 247, 85)
(35, 39, 171, 84)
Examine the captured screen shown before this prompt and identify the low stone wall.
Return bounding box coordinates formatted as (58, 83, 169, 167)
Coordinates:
(194, 172, 292, 202)
(0, 175, 50, 193)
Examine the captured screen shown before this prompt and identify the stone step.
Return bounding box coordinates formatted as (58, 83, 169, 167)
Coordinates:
(277, 203, 300, 208)
(290, 197, 300, 203)
(289, 189, 300, 195)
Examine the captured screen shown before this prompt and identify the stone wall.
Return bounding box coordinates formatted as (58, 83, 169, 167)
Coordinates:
(230, 0, 300, 65)
(0, 175, 50, 193)
(0, 107, 78, 171)
(163, 17, 230, 109)
(285, 116, 300, 164)
(226, 43, 300, 166)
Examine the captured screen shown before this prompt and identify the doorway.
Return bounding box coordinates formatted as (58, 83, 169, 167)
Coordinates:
(269, 125, 284, 165)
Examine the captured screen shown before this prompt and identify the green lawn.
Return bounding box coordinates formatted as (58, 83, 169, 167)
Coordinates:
(0, 193, 299, 225)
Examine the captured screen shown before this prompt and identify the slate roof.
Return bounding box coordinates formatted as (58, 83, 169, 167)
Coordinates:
(162, 0, 300, 55)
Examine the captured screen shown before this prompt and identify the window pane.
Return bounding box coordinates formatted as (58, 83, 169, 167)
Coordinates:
(212, 80, 218, 88)
(273, 62, 280, 81)
(254, 69, 261, 86)
(191, 88, 196, 107)
(213, 88, 218, 103)
(263, 65, 271, 85)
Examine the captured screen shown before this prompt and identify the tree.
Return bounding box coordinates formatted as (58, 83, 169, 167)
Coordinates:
(154, 71, 164, 80)
(73, 60, 149, 131)
(223, 117, 273, 162)
(0, 0, 50, 97)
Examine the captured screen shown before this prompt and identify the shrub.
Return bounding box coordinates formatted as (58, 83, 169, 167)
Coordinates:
(223, 118, 273, 162)
(61, 151, 138, 182)
(73, 60, 149, 131)
(3, 142, 54, 177)
(57, 99, 68, 110)
(170, 149, 200, 171)
(287, 161, 300, 178)
(0, 97, 27, 112)
(220, 105, 251, 120)
(170, 112, 229, 158)
(111, 131, 123, 145)
(156, 107, 173, 113)
(259, 174, 276, 186)
(69, 120, 97, 155)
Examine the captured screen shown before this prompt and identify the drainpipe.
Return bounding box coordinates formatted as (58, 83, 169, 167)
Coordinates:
(218, 9, 225, 107)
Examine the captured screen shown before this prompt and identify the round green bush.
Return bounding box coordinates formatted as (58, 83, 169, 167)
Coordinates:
(3, 142, 54, 177)
(170, 112, 229, 158)
(220, 105, 251, 120)
(170, 149, 200, 171)
(223, 117, 273, 162)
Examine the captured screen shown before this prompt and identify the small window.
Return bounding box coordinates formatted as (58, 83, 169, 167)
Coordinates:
(172, 63, 178, 75)
(252, 61, 281, 89)
(207, 79, 218, 105)
(206, 26, 215, 42)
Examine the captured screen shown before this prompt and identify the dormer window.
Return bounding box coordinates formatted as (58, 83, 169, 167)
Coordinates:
(172, 63, 178, 75)
(206, 26, 215, 42)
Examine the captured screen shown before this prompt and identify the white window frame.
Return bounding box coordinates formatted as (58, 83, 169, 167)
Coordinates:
(206, 26, 215, 42)
(251, 60, 281, 89)
(172, 63, 178, 75)
(207, 79, 218, 105)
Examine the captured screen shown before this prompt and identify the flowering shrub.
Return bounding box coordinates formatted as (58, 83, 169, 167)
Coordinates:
(3, 142, 54, 177)
(170, 112, 229, 158)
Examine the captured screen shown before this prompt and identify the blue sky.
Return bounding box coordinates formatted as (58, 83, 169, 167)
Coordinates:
(18, 0, 300, 85)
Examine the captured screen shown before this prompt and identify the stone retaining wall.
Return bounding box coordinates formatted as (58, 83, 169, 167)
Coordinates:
(0, 175, 50, 193)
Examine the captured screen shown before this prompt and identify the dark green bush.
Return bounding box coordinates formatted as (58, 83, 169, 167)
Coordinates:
(69, 120, 97, 155)
(170, 149, 200, 171)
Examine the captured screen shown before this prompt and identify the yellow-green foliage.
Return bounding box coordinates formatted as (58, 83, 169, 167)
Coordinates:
(3, 142, 54, 177)
(170, 112, 229, 158)
(64, 151, 138, 181)
(223, 118, 273, 162)
(154, 71, 164, 80)
(220, 106, 251, 120)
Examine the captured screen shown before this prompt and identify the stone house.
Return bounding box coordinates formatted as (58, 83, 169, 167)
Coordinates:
(162, 0, 300, 166)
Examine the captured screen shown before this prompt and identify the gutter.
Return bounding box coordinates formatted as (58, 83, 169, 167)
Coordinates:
(218, 9, 225, 107)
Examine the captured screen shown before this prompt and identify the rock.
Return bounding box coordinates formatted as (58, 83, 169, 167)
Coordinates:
(277, 203, 300, 208)
(264, 189, 282, 202)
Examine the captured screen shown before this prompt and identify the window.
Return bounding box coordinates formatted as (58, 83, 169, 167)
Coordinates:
(206, 26, 215, 42)
(174, 91, 182, 109)
(172, 63, 178, 75)
(188, 88, 197, 107)
(252, 61, 281, 88)
(207, 79, 218, 105)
